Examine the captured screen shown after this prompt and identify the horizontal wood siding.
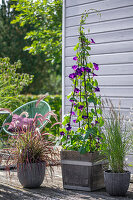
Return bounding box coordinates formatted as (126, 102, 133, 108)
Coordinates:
(66, 0, 133, 17)
(63, 1, 133, 168)
(66, 29, 133, 47)
(65, 64, 133, 76)
(66, 18, 133, 37)
(66, 52, 133, 65)
(66, 40, 133, 56)
(66, 6, 133, 27)
(63, 0, 133, 113)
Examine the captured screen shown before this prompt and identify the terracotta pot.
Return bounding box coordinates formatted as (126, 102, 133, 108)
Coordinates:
(104, 170, 131, 196)
(17, 162, 45, 188)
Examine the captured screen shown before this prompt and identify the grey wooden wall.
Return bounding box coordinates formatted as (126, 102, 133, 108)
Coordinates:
(62, 0, 133, 117)
(62, 0, 133, 171)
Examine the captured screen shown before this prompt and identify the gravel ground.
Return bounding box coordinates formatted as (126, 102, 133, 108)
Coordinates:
(0, 167, 132, 200)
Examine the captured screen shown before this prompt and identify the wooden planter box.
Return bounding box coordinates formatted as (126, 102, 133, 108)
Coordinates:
(61, 150, 108, 191)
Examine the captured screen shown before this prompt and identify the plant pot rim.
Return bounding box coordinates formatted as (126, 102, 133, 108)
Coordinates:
(61, 149, 100, 154)
(17, 161, 46, 165)
(104, 170, 131, 174)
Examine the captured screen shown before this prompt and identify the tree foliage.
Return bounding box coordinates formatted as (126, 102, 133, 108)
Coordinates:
(0, 0, 62, 94)
(0, 57, 33, 109)
(11, 0, 62, 65)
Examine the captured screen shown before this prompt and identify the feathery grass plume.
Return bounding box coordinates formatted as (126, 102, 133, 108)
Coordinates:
(7, 128, 59, 167)
(101, 99, 132, 173)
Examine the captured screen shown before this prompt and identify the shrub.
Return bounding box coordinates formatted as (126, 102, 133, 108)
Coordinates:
(0, 57, 33, 110)
(0, 57, 33, 139)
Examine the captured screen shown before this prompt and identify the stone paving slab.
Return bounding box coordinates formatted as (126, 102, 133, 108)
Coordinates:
(0, 167, 132, 200)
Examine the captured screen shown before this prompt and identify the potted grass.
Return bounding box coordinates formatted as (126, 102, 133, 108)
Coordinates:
(59, 11, 107, 191)
(101, 100, 133, 196)
(8, 127, 59, 188)
(1, 97, 60, 188)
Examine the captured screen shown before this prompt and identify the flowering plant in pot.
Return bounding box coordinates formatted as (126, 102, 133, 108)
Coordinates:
(101, 99, 133, 196)
(59, 11, 106, 191)
(1, 97, 60, 188)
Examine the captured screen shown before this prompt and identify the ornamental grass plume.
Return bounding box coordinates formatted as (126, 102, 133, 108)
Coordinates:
(7, 129, 59, 167)
(4, 110, 60, 170)
(101, 99, 133, 173)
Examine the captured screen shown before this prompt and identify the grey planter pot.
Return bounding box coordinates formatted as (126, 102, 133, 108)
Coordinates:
(104, 170, 131, 196)
(17, 162, 45, 188)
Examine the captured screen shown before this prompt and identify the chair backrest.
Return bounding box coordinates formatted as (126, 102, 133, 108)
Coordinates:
(3, 100, 51, 135)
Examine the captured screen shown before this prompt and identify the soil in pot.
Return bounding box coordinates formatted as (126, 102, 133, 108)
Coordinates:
(104, 170, 131, 196)
(17, 162, 45, 188)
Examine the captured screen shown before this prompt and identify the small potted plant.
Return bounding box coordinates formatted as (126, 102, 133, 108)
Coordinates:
(1, 97, 60, 188)
(8, 127, 59, 188)
(59, 11, 107, 191)
(101, 99, 133, 196)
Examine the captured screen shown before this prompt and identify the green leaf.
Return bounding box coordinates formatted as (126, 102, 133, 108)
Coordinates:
(73, 43, 79, 51)
(62, 115, 70, 126)
(88, 96, 97, 105)
(99, 117, 104, 127)
(84, 128, 96, 139)
(91, 108, 96, 116)
(96, 108, 102, 115)
(94, 80, 98, 87)
(79, 146, 87, 154)
(87, 82, 93, 89)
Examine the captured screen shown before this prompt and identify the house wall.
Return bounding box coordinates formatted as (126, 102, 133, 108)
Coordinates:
(62, 0, 133, 172)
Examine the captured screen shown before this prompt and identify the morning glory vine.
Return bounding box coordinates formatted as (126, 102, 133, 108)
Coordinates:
(60, 10, 104, 153)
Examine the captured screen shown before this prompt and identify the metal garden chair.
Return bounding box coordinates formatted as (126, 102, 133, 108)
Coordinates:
(3, 100, 51, 135)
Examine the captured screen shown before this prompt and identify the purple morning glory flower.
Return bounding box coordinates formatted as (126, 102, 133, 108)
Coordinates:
(97, 137, 100, 141)
(78, 105, 84, 111)
(95, 87, 100, 92)
(73, 56, 78, 61)
(73, 119, 77, 123)
(66, 126, 71, 131)
(66, 123, 72, 131)
(91, 38, 95, 44)
(74, 88, 80, 93)
(74, 103, 76, 106)
(71, 111, 75, 116)
(69, 99, 74, 102)
(93, 63, 99, 70)
(82, 115, 88, 119)
(81, 67, 86, 72)
(93, 73, 97, 77)
(76, 68, 82, 76)
(95, 120, 98, 125)
(60, 131, 65, 136)
(72, 65, 78, 71)
(85, 67, 91, 73)
(69, 73, 77, 79)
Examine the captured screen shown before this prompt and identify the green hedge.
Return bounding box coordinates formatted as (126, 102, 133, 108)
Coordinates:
(0, 94, 62, 138)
